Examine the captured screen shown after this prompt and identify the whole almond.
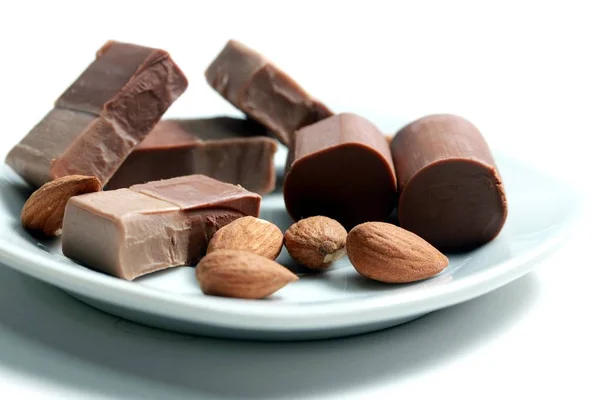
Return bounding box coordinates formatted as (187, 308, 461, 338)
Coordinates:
(284, 216, 347, 269)
(347, 222, 448, 283)
(196, 249, 298, 299)
(207, 216, 283, 260)
(21, 175, 102, 236)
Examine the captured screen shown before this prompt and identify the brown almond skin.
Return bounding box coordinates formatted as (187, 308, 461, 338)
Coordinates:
(196, 249, 298, 299)
(21, 175, 102, 236)
(284, 216, 347, 269)
(207, 216, 283, 260)
(347, 222, 448, 283)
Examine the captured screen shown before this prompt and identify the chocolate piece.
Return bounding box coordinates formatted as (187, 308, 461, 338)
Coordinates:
(62, 175, 261, 280)
(105, 118, 278, 193)
(105, 120, 198, 191)
(284, 113, 397, 228)
(205, 40, 333, 146)
(391, 114, 508, 251)
(6, 41, 188, 188)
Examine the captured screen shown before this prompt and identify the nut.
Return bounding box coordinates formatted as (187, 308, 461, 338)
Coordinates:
(21, 175, 102, 236)
(346, 222, 448, 283)
(196, 249, 298, 299)
(207, 216, 283, 260)
(284, 216, 347, 269)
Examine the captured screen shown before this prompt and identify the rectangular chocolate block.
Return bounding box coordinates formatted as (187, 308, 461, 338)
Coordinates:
(205, 40, 333, 146)
(62, 175, 261, 280)
(6, 41, 188, 188)
(105, 117, 278, 194)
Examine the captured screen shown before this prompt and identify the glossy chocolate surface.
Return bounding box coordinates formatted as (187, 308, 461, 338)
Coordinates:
(284, 113, 397, 228)
(391, 114, 508, 251)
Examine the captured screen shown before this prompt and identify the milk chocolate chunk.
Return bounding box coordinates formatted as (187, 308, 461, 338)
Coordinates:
(105, 118, 278, 193)
(104, 120, 199, 191)
(284, 113, 397, 229)
(6, 41, 188, 188)
(391, 114, 508, 251)
(205, 40, 333, 146)
(62, 175, 261, 280)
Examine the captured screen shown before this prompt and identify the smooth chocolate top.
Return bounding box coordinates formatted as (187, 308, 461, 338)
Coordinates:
(70, 188, 180, 219)
(284, 113, 397, 228)
(75, 174, 260, 217)
(205, 40, 333, 146)
(391, 114, 508, 251)
(393, 115, 499, 191)
(130, 174, 261, 214)
(291, 114, 395, 172)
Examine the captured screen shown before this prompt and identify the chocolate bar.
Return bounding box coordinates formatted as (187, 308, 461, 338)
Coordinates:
(62, 175, 261, 280)
(205, 40, 333, 146)
(391, 114, 508, 251)
(105, 118, 278, 193)
(284, 113, 397, 228)
(6, 41, 188, 188)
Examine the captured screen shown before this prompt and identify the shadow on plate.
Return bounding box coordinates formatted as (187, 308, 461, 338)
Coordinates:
(0, 264, 540, 399)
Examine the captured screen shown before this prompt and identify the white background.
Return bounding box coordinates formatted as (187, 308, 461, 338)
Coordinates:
(0, 0, 599, 398)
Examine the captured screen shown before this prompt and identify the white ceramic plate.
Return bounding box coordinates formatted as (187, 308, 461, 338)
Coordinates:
(0, 150, 579, 340)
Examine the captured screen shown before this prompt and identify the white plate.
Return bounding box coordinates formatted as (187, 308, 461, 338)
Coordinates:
(0, 150, 579, 340)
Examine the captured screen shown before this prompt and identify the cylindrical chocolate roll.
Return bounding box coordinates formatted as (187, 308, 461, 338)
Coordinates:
(284, 113, 397, 229)
(391, 114, 507, 251)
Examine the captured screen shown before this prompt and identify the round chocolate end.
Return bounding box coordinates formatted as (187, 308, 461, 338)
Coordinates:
(398, 158, 508, 251)
(284, 144, 397, 229)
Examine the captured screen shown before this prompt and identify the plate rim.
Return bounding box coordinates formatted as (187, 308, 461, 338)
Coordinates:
(0, 222, 572, 331)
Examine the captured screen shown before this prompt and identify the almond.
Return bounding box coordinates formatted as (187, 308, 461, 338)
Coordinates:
(284, 216, 347, 269)
(21, 175, 102, 236)
(207, 216, 283, 260)
(346, 222, 448, 283)
(196, 249, 298, 299)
